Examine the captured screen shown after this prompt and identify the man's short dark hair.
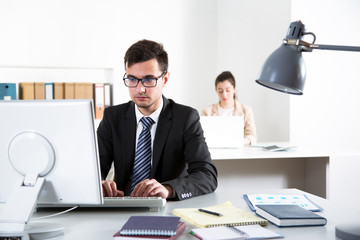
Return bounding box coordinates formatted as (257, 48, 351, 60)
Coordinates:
(124, 39, 168, 72)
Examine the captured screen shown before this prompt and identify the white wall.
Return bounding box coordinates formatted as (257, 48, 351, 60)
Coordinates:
(290, 0, 360, 149)
(0, 0, 291, 142)
(0, 0, 218, 107)
(217, 0, 291, 142)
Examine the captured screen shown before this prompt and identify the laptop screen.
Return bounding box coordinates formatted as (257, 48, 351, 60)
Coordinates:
(200, 116, 244, 149)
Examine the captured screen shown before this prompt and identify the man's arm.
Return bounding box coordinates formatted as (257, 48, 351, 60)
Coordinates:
(161, 106, 218, 200)
(97, 109, 115, 179)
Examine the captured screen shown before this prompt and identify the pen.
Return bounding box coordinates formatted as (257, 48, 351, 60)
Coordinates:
(189, 230, 203, 240)
(198, 208, 223, 216)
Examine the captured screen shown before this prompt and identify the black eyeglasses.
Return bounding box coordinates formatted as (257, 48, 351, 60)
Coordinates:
(123, 72, 167, 88)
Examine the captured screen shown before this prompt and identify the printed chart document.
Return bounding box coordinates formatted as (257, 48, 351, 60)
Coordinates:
(243, 194, 322, 212)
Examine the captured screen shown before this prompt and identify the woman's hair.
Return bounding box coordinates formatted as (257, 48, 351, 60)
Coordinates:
(215, 71, 236, 99)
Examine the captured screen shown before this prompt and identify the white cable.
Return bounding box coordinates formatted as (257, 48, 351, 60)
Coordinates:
(31, 205, 79, 221)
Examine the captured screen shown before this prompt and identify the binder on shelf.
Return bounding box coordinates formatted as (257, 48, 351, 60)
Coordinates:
(20, 82, 35, 100)
(104, 83, 112, 108)
(54, 82, 65, 99)
(75, 82, 93, 99)
(34, 82, 45, 100)
(64, 82, 75, 99)
(0, 83, 17, 100)
(94, 83, 105, 119)
(45, 83, 54, 100)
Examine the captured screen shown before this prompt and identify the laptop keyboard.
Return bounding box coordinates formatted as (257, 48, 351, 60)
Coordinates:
(37, 196, 166, 211)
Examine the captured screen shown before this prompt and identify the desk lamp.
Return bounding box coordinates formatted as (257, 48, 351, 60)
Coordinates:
(256, 20, 360, 95)
(255, 20, 360, 240)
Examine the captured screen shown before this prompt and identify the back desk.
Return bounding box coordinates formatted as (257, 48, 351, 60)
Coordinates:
(210, 144, 330, 198)
(29, 188, 358, 240)
(104, 143, 331, 198)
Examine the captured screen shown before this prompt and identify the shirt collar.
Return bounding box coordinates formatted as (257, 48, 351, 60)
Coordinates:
(135, 99, 163, 124)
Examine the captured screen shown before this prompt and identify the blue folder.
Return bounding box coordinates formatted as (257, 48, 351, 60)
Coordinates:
(0, 83, 17, 100)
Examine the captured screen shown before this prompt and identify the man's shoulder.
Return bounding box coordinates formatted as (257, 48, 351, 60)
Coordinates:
(103, 101, 134, 119)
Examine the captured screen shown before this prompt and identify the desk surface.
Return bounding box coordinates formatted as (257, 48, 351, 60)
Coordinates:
(209, 143, 330, 160)
(23, 188, 358, 240)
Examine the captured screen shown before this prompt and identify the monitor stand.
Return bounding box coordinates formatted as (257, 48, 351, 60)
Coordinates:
(0, 131, 64, 239)
(0, 177, 64, 239)
(0, 223, 64, 240)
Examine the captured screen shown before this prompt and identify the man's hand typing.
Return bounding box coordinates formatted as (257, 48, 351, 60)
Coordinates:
(102, 180, 124, 197)
(130, 179, 173, 199)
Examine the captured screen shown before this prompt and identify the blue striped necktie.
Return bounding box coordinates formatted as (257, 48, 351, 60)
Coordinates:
(131, 116, 155, 192)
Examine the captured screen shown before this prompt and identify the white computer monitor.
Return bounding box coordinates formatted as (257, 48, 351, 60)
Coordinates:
(0, 100, 103, 239)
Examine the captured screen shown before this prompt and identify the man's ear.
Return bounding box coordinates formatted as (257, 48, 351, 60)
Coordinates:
(163, 71, 170, 86)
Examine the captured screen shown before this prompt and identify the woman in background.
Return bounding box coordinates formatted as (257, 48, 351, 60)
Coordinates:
(201, 71, 257, 145)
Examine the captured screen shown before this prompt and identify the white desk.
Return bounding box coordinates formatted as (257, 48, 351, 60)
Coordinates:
(23, 188, 359, 240)
(84, 142, 360, 211)
(210, 144, 330, 199)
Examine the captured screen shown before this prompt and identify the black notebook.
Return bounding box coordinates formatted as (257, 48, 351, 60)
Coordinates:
(114, 221, 186, 240)
(256, 204, 327, 227)
(120, 216, 180, 236)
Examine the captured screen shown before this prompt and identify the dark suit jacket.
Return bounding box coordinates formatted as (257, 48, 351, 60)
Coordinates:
(97, 96, 218, 200)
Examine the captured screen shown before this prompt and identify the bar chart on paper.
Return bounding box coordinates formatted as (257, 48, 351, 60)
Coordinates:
(243, 194, 322, 212)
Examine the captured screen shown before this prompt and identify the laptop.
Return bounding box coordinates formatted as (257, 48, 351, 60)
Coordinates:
(200, 116, 244, 149)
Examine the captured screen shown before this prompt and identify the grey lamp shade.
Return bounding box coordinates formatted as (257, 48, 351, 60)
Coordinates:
(256, 44, 306, 95)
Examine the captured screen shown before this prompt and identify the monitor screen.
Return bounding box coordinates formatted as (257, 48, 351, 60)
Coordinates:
(0, 100, 103, 205)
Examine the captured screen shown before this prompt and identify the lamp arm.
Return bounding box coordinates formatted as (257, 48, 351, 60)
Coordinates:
(285, 39, 360, 52)
(310, 44, 360, 52)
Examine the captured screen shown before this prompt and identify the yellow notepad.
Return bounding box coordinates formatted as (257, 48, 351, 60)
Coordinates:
(172, 201, 267, 228)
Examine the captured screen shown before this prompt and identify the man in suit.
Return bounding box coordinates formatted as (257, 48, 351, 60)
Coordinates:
(98, 39, 217, 200)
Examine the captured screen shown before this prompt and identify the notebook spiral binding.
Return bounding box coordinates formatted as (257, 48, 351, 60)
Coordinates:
(208, 220, 267, 228)
(226, 226, 249, 239)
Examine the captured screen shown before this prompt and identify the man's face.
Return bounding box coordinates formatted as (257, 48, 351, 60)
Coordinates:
(126, 58, 168, 116)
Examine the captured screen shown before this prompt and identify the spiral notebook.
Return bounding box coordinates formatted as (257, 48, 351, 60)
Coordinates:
(119, 216, 180, 236)
(114, 221, 186, 240)
(190, 225, 284, 240)
(172, 201, 267, 228)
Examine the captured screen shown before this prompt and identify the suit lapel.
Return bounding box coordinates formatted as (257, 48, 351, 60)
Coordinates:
(152, 97, 172, 175)
(123, 102, 137, 171)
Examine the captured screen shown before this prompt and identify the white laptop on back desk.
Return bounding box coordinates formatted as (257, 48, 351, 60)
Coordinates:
(200, 116, 244, 149)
